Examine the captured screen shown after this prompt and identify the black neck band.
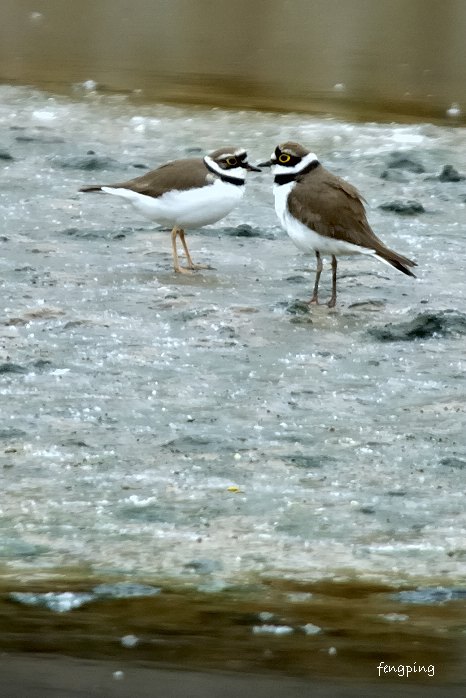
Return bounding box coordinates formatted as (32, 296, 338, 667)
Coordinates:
(274, 159, 320, 185)
(204, 159, 245, 186)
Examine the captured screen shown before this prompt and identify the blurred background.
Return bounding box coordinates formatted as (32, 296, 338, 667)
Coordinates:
(1, 0, 465, 121)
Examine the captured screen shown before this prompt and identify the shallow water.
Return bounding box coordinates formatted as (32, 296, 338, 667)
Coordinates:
(3, 0, 466, 123)
(1, 86, 466, 597)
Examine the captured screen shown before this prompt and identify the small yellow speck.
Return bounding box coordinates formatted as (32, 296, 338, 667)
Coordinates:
(227, 486, 241, 493)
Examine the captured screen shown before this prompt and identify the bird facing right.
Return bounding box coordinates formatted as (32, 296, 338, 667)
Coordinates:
(80, 146, 260, 275)
(260, 142, 417, 307)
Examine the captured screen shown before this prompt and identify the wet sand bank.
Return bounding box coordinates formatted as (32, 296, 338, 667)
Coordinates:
(2, 85, 466, 695)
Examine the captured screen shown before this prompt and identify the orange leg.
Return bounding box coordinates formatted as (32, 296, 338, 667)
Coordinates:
(171, 227, 192, 274)
(179, 230, 210, 270)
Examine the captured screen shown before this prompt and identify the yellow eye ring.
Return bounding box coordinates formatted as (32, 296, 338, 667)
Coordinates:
(278, 153, 291, 163)
(226, 157, 237, 166)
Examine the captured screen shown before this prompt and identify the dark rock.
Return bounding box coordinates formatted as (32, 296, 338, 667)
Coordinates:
(348, 300, 386, 311)
(15, 134, 65, 144)
(48, 154, 121, 170)
(289, 316, 313, 325)
(217, 325, 238, 338)
(0, 148, 13, 161)
(386, 151, 425, 173)
(0, 427, 27, 439)
(162, 435, 214, 452)
(0, 363, 28, 374)
(60, 227, 116, 239)
(438, 164, 465, 182)
(32, 359, 53, 371)
(131, 163, 149, 169)
(359, 506, 376, 514)
(440, 456, 466, 469)
(380, 169, 409, 183)
(286, 299, 311, 315)
(378, 200, 425, 215)
(368, 311, 466, 341)
(62, 320, 87, 330)
(120, 506, 174, 524)
(174, 307, 217, 322)
(222, 224, 263, 237)
(286, 275, 306, 284)
(286, 454, 336, 468)
(184, 559, 223, 574)
(61, 438, 90, 447)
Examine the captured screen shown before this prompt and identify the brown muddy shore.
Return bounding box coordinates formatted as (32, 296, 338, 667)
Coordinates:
(2, 654, 465, 698)
(1, 579, 466, 695)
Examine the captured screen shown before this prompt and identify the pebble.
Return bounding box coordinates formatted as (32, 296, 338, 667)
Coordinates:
(252, 624, 294, 635)
(385, 151, 425, 173)
(368, 311, 466, 341)
(49, 154, 122, 170)
(222, 224, 267, 238)
(438, 164, 465, 182)
(285, 299, 311, 315)
(184, 558, 223, 574)
(378, 200, 425, 215)
(440, 457, 466, 469)
(380, 169, 409, 183)
(121, 634, 139, 648)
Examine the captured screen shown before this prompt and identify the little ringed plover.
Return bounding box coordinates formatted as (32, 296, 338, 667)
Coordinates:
(260, 142, 416, 307)
(80, 147, 260, 274)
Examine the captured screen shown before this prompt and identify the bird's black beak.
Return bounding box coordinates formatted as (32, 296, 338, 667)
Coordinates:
(243, 162, 262, 172)
(258, 159, 273, 167)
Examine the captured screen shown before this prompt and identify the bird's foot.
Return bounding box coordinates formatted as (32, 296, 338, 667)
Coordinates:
(308, 296, 319, 305)
(327, 297, 337, 309)
(174, 266, 195, 275)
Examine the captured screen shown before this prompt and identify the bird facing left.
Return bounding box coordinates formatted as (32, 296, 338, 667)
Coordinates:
(260, 142, 416, 307)
(80, 147, 261, 274)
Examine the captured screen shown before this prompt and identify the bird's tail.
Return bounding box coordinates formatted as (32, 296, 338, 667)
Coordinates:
(376, 246, 417, 277)
(79, 185, 104, 192)
(79, 185, 140, 203)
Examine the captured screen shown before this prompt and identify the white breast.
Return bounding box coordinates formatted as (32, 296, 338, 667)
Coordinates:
(273, 182, 376, 257)
(102, 179, 244, 228)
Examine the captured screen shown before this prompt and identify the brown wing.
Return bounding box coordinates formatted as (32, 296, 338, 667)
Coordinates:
(80, 158, 210, 197)
(288, 165, 387, 251)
